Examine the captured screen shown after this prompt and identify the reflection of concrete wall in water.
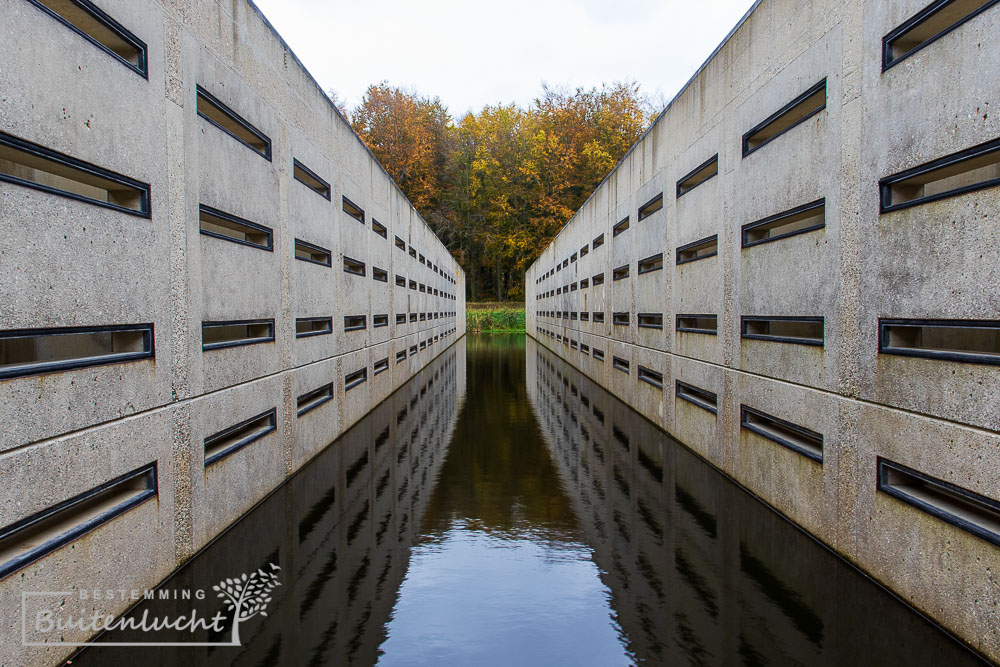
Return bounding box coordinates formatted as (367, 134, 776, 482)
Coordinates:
(526, 339, 981, 665)
(0, 0, 465, 663)
(524, 0, 1000, 658)
(74, 342, 466, 666)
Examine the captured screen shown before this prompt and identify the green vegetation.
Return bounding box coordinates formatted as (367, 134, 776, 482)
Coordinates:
(466, 303, 525, 333)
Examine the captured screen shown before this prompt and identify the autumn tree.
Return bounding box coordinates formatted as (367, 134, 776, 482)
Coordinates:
(351, 83, 450, 222)
(350, 80, 655, 301)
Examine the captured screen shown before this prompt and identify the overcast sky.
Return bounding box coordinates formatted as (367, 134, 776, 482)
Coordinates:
(252, 0, 758, 116)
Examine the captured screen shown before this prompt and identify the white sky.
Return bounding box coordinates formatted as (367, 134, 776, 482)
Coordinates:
(251, 0, 758, 117)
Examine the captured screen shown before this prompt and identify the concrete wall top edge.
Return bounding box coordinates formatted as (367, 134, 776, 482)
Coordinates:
(241, 0, 454, 259)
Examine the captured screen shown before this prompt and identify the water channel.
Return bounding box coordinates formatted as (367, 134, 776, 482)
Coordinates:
(74, 334, 984, 666)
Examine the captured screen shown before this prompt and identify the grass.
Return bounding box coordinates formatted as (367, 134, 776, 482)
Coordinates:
(466, 302, 525, 333)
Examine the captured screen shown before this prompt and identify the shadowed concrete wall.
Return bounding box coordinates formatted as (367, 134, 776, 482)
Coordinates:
(526, 0, 1000, 660)
(0, 0, 464, 663)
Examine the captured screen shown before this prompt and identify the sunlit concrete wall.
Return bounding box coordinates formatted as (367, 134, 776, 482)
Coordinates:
(525, 0, 1000, 660)
(0, 0, 464, 663)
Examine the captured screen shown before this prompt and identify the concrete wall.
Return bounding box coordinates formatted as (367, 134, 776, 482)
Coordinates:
(525, 0, 1000, 660)
(72, 341, 465, 665)
(0, 0, 464, 663)
(527, 339, 982, 664)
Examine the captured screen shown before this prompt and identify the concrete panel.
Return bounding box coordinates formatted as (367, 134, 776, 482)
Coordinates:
(524, 0, 1000, 658)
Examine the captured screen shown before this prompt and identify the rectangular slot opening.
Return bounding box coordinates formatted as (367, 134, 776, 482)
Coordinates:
(409, 279, 417, 290)
(199, 205, 272, 250)
(580, 311, 590, 321)
(676, 154, 719, 197)
(396, 349, 407, 362)
(612, 264, 630, 281)
(676, 235, 718, 264)
(580, 278, 590, 289)
(883, 0, 999, 69)
(27, 0, 148, 76)
(741, 406, 823, 462)
(373, 357, 389, 375)
(345, 368, 367, 391)
(196, 86, 271, 160)
(593, 312, 605, 323)
(419, 313, 426, 322)
(0, 324, 153, 379)
(878, 457, 1000, 546)
(570, 312, 578, 320)
(292, 159, 330, 199)
(580, 343, 590, 354)
(580, 245, 589, 258)
(637, 193, 663, 221)
(395, 236, 406, 250)
(419, 284, 426, 293)
(409, 247, 417, 259)
(297, 383, 333, 416)
(592, 273, 605, 286)
(344, 315, 367, 332)
(675, 380, 717, 414)
(879, 319, 1000, 365)
(342, 196, 365, 223)
(420, 340, 427, 350)
(373, 314, 389, 328)
(676, 314, 718, 335)
(372, 219, 388, 238)
(295, 317, 332, 338)
(743, 199, 825, 247)
(593, 234, 605, 249)
(638, 253, 663, 275)
(409, 313, 417, 323)
(205, 409, 276, 465)
(202, 319, 274, 351)
(638, 366, 664, 389)
(570, 340, 578, 349)
(396, 314, 406, 325)
(613, 356, 630, 373)
(741, 316, 824, 346)
(571, 252, 578, 263)
(409, 344, 417, 355)
(0, 463, 156, 579)
(295, 239, 331, 267)
(593, 348, 605, 362)
(396, 274, 406, 287)
(742, 79, 826, 156)
(880, 138, 1000, 212)
(0, 131, 150, 216)
(342, 255, 365, 276)
(613, 217, 630, 237)
(372, 267, 388, 283)
(613, 312, 630, 326)
(638, 313, 663, 329)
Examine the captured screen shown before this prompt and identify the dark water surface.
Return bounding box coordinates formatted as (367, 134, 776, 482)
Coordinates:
(75, 334, 984, 666)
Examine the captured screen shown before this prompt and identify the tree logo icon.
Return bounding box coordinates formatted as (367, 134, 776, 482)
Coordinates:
(212, 563, 281, 645)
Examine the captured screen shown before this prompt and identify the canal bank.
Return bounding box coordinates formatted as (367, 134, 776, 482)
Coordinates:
(71, 334, 983, 665)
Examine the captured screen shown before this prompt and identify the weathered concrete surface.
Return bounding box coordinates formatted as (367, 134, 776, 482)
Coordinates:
(526, 0, 1000, 660)
(0, 0, 464, 663)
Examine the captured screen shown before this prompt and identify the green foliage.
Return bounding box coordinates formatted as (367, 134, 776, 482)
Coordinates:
(466, 305, 526, 333)
(351, 82, 656, 302)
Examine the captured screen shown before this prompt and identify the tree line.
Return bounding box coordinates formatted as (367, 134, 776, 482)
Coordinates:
(346, 81, 657, 301)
